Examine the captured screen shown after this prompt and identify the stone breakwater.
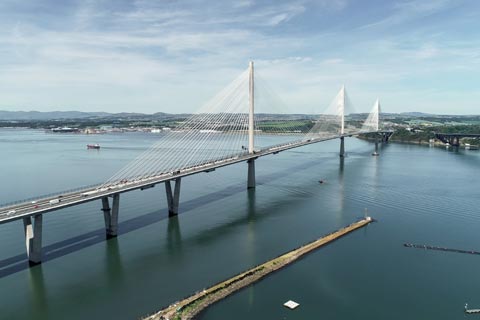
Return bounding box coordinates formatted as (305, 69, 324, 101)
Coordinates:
(143, 217, 373, 320)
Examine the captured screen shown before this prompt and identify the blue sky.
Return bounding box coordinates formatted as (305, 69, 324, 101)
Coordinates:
(0, 0, 479, 114)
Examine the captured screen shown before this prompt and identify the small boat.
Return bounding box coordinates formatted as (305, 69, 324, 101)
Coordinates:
(87, 144, 100, 149)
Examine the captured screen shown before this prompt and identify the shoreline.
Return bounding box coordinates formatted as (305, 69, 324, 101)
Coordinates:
(357, 135, 468, 147)
(142, 217, 373, 320)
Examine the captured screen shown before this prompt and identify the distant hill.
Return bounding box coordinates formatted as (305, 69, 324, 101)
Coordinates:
(1, 110, 477, 122)
(0, 110, 194, 120)
(399, 112, 434, 117)
(0, 110, 111, 120)
(0, 110, 316, 121)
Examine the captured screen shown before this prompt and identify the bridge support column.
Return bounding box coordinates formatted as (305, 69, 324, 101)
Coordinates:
(23, 215, 43, 265)
(102, 194, 119, 238)
(339, 137, 345, 157)
(449, 137, 454, 146)
(379, 132, 392, 143)
(165, 178, 181, 217)
(454, 137, 460, 147)
(247, 159, 256, 189)
(372, 136, 379, 156)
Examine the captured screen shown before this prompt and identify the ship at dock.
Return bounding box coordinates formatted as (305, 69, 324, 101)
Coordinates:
(50, 127, 80, 133)
(465, 143, 479, 150)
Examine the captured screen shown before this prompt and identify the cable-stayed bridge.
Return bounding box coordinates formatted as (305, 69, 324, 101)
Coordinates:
(0, 62, 393, 265)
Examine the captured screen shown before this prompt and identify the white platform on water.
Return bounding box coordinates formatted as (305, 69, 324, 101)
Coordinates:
(283, 300, 300, 309)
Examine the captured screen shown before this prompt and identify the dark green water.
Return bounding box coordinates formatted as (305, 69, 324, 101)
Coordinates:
(0, 128, 479, 320)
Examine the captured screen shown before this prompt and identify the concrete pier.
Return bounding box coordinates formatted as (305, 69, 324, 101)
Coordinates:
(101, 194, 120, 238)
(339, 136, 345, 157)
(372, 136, 379, 156)
(144, 217, 373, 320)
(381, 131, 393, 143)
(165, 178, 181, 217)
(23, 215, 43, 265)
(247, 159, 256, 189)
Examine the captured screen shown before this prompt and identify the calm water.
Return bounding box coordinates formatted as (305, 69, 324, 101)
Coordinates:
(0, 128, 479, 320)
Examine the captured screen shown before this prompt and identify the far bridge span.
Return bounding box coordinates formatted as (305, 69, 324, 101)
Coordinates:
(434, 133, 480, 146)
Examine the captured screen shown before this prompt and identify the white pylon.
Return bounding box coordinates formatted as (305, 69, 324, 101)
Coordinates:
(248, 61, 255, 154)
(360, 98, 381, 133)
(373, 98, 381, 132)
(339, 85, 345, 135)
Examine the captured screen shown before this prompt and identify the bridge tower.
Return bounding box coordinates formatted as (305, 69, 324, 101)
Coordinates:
(371, 99, 393, 144)
(372, 99, 380, 156)
(247, 61, 256, 188)
(339, 85, 346, 157)
(373, 98, 380, 132)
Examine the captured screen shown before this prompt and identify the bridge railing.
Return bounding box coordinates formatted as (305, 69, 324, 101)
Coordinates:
(0, 182, 104, 209)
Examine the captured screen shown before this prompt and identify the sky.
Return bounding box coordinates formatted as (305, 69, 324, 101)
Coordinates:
(0, 0, 479, 115)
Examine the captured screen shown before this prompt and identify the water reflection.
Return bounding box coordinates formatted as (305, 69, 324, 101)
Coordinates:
(339, 157, 344, 175)
(446, 145, 460, 153)
(166, 215, 182, 258)
(105, 238, 124, 289)
(28, 265, 48, 319)
(246, 189, 256, 309)
(247, 189, 256, 219)
(336, 157, 345, 223)
(364, 142, 381, 237)
(381, 139, 390, 149)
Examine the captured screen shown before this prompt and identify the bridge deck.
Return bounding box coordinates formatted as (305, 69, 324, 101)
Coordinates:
(435, 133, 480, 137)
(0, 131, 390, 225)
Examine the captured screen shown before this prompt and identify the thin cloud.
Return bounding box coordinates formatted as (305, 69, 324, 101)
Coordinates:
(359, 0, 458, 29)
(0, 0, 478, 114)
